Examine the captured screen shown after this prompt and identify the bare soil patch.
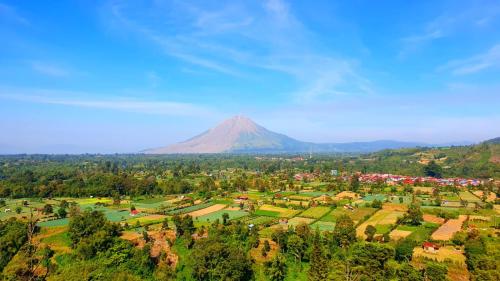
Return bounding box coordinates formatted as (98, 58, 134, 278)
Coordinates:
(423, 214, 445, 224)
(431, 215, 467, 240)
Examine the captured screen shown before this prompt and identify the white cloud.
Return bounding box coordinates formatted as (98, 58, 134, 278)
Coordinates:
(102, 0, 372, 101)
(437, 44, 500, 75)
(30, 61, 70, 77)
(0, 88, 217, 117)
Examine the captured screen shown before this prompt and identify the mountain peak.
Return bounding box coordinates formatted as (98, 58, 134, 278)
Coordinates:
(143, 116, 425, 154)
(214, 115, 259, 134)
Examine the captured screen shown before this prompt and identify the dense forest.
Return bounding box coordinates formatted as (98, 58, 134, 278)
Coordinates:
(0, 143, 498, 198)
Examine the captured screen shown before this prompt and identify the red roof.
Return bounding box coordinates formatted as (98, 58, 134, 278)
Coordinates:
(130, 210, 139, 215)
(422, 242, 439, 249)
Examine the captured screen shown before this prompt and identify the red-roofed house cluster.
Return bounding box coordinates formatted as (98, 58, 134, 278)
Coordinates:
(358, 173, 482, 187)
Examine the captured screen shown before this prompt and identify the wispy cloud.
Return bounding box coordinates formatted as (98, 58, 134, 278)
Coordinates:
(399, 3, 500, 57)
(0, 88, 217, 117)
(102, 0, 372, 101)
(0, 3, 29, 25)
(30, 61, 70, 77)
(437, 44, 500, 75)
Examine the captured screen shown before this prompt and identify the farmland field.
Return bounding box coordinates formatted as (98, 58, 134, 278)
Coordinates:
(310, 221, 336, 231)
(254, 210, 281, 217)
(299, 206, 331, 219)
(245, 216, 276, 225)
(196, 209, 248, 223)
(356, 209, 405, 238)
(431, 215, 467, 240)
(321, 207, 377, 223)
(187, 204, 227, 217)
(167, 202, 215, 215)
(258, 205, 300, 218)
(459, 191, 481, 203)
(413, 246, 466, 265)
(287, 217, 315, 227)
(389, 229, 412, 240)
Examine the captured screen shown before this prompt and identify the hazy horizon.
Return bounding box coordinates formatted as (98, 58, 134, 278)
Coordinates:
(1, 0, 500, 154)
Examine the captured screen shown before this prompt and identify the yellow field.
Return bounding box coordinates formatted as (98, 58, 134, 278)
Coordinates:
(413, 246, 466, 265)
(413, 186, 434, 194)
(187, 204, 227, 217)
(287, 217, 315, 227)
(356, 209, 405, 238)
(389, 229, 412, 240)
(259, 204, 301, 218)
(126, 214, 167, 224)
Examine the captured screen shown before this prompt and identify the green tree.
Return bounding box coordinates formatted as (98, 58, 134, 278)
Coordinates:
(404, 204, 423, 226)
(332, 215, 356, 248)
(364, 225, 376, 242)
(57, 207, 67, 218)
(222, 212, 230, 225)
(266, 253, 287, 281)
(287, 234, 305, 263)
(424, 262, 447, 281)
(395, 239, 416, 262)
(191, 238, 253, 281)
(308, 231, 329, 281)
(424, 161, 443, 178)
(350, 175, 360, 192)
(42, 204, 53, 215)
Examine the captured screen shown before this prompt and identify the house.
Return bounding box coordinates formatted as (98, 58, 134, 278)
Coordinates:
(130, 209, 140, 216)
(4, 208, 11, 212)
(422, 242, 439, 253)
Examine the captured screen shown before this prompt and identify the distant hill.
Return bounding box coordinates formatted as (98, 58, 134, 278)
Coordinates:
(484, 137, 500, 145)
(358, 141, 500, 178)
(143, 116, 427, 154)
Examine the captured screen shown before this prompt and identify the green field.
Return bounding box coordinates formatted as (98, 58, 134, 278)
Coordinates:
(196, 209, 249, 223)
(459, 191, 481, 203)
(321, 207, 377, 223)
(405, 223, 440, 243)
(362, 194, 386, 202)
(167, 202, 215, 215)
(254, 210, 280, 217)
(245, 216, 276, 225)
(299, 206, 331, 219)
(310, 221, 336, 231)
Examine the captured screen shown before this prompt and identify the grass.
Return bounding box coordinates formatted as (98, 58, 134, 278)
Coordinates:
(406, 223, 440, 243)
(38, 218, 70, 227)
(375, 224, 392, 234)
(299, 206, 331, 219)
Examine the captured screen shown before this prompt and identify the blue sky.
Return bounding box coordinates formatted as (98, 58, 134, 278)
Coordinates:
(0, 0, 499, 153)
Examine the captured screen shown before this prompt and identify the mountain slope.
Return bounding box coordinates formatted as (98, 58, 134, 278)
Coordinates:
(143, 116, 426, 154)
